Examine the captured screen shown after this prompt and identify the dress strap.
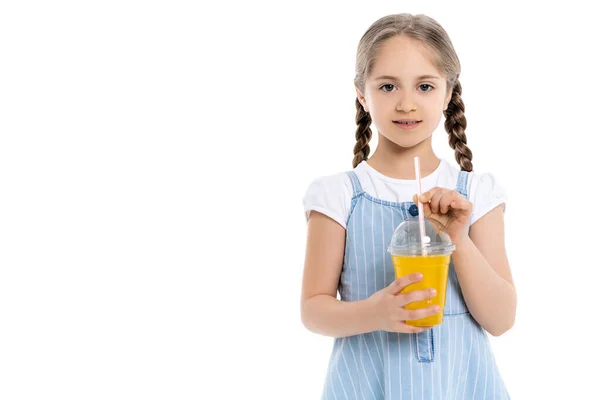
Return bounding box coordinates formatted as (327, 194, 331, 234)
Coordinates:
(346, 171, 364, 197)
(456, 170, 470, 199)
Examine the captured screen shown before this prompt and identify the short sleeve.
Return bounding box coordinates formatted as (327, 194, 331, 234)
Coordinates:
(468, 172, 508, 225)
(302, 173, 353, 229)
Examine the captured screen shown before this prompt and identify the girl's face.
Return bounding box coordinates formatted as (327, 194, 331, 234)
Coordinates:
(356, 35, 452, 149)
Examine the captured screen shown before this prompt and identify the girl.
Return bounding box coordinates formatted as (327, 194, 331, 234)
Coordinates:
(301, 14, 516, 399)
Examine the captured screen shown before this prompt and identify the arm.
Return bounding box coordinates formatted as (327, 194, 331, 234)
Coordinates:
(451, 205, 517, 336)
(300, 211, 379, 337)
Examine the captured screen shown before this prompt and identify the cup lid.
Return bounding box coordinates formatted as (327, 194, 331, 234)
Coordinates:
(387, 216, 456, 256)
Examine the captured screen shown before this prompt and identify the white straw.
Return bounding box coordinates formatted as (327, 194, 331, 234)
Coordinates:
(414, 156, 428, 255)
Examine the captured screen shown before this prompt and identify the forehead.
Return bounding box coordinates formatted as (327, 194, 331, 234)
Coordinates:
(369, 36, 442, 80)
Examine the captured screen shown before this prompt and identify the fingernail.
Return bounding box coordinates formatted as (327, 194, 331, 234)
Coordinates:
(430, 289, 437, 296)
(415, 273, 423, 280)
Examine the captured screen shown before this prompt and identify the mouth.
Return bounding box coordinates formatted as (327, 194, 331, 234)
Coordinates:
(393, 120, 422, 129)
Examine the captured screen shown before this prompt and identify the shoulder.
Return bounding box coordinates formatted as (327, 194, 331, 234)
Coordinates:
(467, 169, 508, 225)
(303, 171, 354, 201)
(302, 170, 354, 229)
(439, 159, 508, 225)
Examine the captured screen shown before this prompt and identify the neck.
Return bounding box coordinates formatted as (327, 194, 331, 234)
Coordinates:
(366, 133, 440, 180)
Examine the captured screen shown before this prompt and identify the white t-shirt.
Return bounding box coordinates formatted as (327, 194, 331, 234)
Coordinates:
(303, 159, 507, 229)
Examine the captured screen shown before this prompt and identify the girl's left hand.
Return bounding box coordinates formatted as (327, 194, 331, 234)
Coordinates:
(413, 187, 473, 246)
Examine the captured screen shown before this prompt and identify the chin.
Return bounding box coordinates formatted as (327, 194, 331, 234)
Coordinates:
(386, 136, 429, 149)
(392, 141, 422, 149)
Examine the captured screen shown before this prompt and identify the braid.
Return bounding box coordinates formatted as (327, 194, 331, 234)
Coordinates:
(353, 98, 372, 168)
(444, 80, 473, 172)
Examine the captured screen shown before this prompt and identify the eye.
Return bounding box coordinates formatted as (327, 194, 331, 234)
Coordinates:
(379, 84, 396, 93)
(419, 84, 434, 92)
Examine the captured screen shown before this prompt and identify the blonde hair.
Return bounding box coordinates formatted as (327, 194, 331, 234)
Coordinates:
(352, 13, 473, 171)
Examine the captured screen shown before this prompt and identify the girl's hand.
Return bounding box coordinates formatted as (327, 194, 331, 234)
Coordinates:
(367, 273, 440, 334)
(413, 187, 472, 246)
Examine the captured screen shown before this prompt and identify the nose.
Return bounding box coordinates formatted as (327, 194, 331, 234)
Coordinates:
(396, 93, 417, 112)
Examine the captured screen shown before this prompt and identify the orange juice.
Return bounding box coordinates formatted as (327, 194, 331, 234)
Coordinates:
(391, 254, 451, 326)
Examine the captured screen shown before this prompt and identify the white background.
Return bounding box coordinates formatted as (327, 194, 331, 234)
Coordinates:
(1, 1, 599, 399)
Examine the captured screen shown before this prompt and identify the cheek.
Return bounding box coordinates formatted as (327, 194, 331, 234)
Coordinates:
(424, 101, 446, 117)
(370, 97, 395, 116)
(366, 100, 386, 119)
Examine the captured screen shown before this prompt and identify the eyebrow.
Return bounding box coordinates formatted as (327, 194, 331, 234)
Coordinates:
(374, 74, 441, 81)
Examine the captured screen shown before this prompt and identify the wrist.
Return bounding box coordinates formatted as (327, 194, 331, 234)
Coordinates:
(452, 234, 472, 250)
(361, 296, 381, 332)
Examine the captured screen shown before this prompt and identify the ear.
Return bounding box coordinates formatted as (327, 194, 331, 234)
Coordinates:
(355, 86, 369, 112)
(443, 89, 452, 111)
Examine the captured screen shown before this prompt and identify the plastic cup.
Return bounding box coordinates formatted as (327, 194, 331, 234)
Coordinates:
(388, 216, 456, 327)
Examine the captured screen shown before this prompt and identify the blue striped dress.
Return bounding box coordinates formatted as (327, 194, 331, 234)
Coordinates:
(322, 170, 510, 399)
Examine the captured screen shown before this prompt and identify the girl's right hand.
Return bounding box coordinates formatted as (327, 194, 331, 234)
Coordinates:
(367, 273, 440, 334)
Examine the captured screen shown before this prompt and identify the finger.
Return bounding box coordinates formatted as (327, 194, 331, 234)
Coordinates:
(386, 273, 423, 295)
(439, 191, 453, 214)
(422, 202, 433, 218)
(418, 187, 439, 203)
(448, 192, 472, 212)
(392, 322, 432, 334)
(402, 305, 442, 322)
(429, 189, 447, 214)
(396, 288, 437, 307)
